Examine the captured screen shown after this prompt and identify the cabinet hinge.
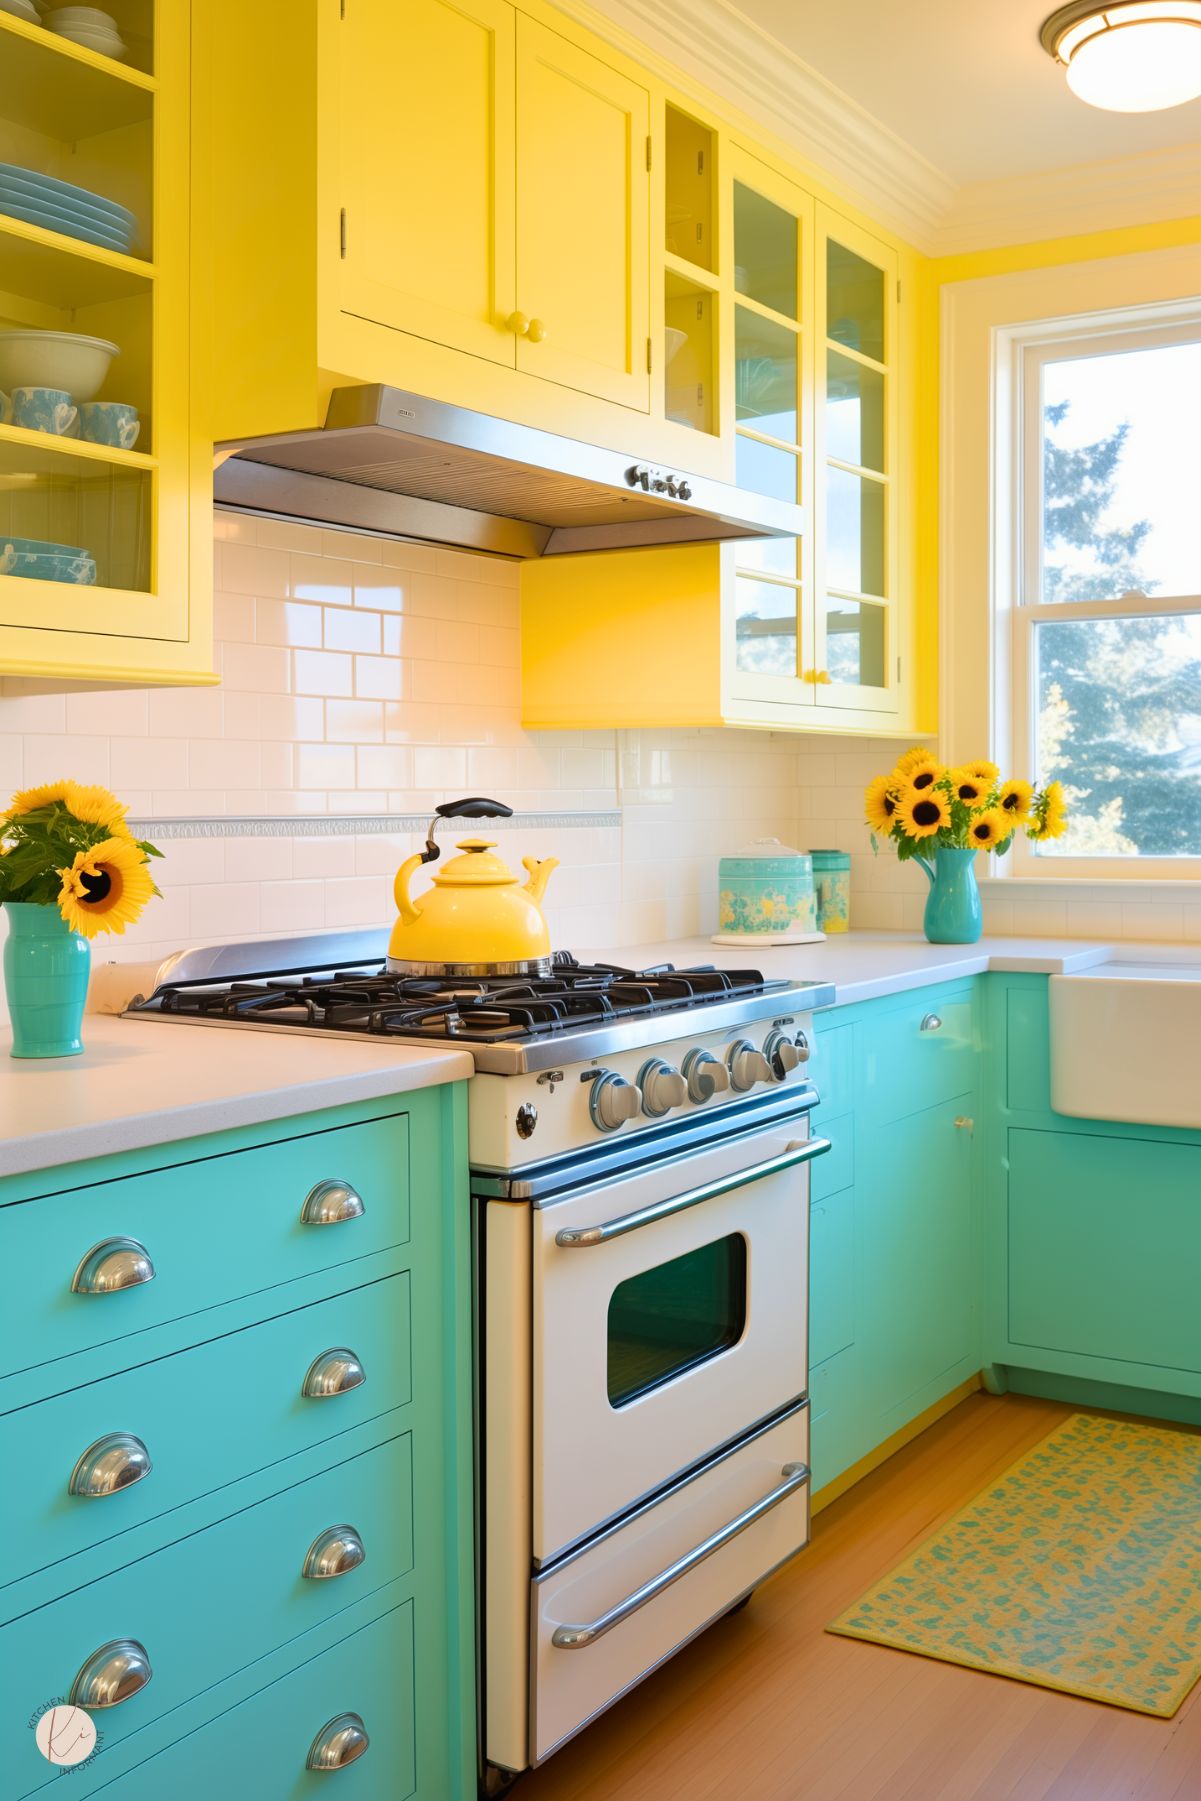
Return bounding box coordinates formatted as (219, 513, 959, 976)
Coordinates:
(646, 135, 652, 172)
(897, 655, 902, 681)
(646, 337, 652, 374)
(339, 208, 347, 258)
(896, 278, 902, 303)
(339, 0, 345, 15)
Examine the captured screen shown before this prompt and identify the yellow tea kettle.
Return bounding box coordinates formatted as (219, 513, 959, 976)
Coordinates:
(388, 797, 559, 976)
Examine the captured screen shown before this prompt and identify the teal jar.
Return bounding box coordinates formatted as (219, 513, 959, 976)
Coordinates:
(4, 901, 91, 1058)
(810, 850, 851, 934)
(717, 839, 818, 939)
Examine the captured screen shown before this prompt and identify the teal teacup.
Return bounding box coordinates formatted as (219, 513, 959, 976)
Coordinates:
(78, 401, 140, 450)
(11, 387, 77, 436)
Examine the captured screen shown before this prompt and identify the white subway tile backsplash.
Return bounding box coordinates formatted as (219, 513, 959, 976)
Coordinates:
(2, 513, 1188, 996)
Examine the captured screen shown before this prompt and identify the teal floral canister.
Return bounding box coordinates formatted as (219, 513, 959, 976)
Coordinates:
(810, 849, 851, 934)
(716, 839, 819, 940)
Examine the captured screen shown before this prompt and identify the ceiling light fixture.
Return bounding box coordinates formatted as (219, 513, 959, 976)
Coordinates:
(1041, 1, 1201, 110)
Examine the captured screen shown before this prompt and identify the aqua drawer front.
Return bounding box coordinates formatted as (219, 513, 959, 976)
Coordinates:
(0, 1113, 410, 1390)
(860, 991, 976, 1124)
(5, 1430, 414, 1797)
(85, 1600, 417, 1801)
(0, 1272, 411, 1607)
(809, 1020, 851, 1120)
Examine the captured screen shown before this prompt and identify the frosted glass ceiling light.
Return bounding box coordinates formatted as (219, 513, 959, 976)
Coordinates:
(1041, 2, 1201, 110)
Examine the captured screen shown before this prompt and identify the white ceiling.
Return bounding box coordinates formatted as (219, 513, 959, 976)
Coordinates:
(733, 0, 1201, 184)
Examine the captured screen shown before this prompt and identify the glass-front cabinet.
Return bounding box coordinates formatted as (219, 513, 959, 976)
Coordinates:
(815, 208, 898, 713)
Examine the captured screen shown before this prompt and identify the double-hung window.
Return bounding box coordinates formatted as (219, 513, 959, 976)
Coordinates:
(947, 274, 1201, 881)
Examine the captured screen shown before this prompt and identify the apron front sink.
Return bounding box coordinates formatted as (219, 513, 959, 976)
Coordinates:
(1049, 961, 1201, 1129)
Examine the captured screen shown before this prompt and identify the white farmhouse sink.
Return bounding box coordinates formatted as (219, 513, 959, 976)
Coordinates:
(1050, 962, 1201, 1129)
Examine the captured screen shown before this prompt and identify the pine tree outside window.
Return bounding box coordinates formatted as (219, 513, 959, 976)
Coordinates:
(1008, 316, 1201, 875)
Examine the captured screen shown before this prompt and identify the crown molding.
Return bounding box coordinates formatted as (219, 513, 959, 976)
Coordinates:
(555, 0, 955, 250)
(563, 0, 1201, 258)
(933, 142, 1201, 255)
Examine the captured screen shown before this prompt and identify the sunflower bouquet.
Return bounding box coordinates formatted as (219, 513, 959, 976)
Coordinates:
(0, 781, 162, 937)
(864, 750, 1067, 861)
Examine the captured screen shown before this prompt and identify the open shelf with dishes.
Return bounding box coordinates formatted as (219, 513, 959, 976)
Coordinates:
(0, 0, 210, 679)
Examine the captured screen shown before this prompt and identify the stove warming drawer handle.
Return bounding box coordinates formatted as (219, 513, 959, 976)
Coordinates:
(554, 1138, 831, 1249)
(551, 1460, 810, 1650)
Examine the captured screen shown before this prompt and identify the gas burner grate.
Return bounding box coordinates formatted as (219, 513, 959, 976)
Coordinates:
(141, 950, 790, 1044)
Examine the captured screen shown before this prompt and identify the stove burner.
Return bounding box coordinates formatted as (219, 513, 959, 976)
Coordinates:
(140, 951, 790, 1045)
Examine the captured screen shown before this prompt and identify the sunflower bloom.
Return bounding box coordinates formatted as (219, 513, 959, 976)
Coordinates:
(864, 775, 903, 834)
(1028, 780, 1068, 842)
(967, 808, 1012, 851)
(6, 780, 75, 818)
(896, 787, 950, 839)
(998, 779, 1034, 823)
(904, 757, 944, 794)
(892, 746, 933, 778)
(948, 768, 990, 809)
(58, 837, 155, 938)
(64, 782, 131, 835)
(964, 759, 1000, 785)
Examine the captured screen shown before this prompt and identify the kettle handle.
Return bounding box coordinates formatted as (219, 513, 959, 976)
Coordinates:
(421, 797, 515, 866)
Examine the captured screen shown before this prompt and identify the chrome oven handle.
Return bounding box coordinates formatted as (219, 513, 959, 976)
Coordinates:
(554, 1138, 831, 1248)
(551, 1460, 810, 1649)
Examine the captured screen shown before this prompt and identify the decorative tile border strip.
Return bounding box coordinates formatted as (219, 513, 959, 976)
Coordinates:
(127, 810, 622, 841)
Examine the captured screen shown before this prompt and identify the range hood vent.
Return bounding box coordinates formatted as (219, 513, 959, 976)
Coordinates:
(213, 386, 803, 558)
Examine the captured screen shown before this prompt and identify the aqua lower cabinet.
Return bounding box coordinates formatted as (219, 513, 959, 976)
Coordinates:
(1007, 1130, 1201, 1376)
(808, 979, 981, 1495)
(0, 1085, 474, 1801)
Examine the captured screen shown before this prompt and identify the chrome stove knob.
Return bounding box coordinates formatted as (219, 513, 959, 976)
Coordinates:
(764, 1030, 801, 1080)
(727, 1039, 771, 1092)
(589, 1071, 643, 1132)
(682, 1048, 731, 1104)
(637, 1058, 687, 1117)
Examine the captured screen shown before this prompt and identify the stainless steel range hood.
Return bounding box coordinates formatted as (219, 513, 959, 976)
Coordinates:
(212, 385, 802, 557)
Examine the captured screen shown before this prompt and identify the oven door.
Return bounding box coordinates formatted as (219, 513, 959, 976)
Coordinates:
(531, 1110, 828, 1563)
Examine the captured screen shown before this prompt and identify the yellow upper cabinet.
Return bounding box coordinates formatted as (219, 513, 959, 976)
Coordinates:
(0, 1, 212, 684)
(206, 0, 659, 454)
(513, 16, 649, 409)
(338, 0, 516, 368)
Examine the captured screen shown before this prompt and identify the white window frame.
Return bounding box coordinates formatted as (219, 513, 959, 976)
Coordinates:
(941, 243, 1201, 885)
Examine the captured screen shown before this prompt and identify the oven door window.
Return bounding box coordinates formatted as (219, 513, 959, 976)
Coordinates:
(607, 1234, 748, 1409)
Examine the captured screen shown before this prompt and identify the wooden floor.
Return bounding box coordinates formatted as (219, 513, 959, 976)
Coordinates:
(516, 1393, 1201, 1801)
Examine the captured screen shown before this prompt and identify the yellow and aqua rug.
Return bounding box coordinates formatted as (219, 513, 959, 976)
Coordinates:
(827, 1413, 1201, 1717)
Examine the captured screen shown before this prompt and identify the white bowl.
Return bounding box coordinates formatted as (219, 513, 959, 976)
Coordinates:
(0, 329, 118, 401)
(47, 5, 117, 22)
(0, 0, 41, 20)
(52, 22, 124, 48)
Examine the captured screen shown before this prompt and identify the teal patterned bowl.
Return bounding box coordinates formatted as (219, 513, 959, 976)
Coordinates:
(717, 839, 818, 937)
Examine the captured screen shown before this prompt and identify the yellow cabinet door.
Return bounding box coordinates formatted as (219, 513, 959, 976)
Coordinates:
(338, 0, 517, 367)
(514, 16, 650, 410)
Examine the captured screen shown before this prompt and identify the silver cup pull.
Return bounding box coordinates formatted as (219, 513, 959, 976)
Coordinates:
(307, 1712, 370, 1771)
(69, 1433, 152, 1499)
(302, 1347, 366, 1399)
(302, 1524, 366, 1580)
(69, 1638, 152, 1709)
(71, 1237, 155, 1295)
(920, 1012, 943, 1032)
(300, 1179, 366, 1226)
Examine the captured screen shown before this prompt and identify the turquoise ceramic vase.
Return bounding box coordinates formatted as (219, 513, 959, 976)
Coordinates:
(916, 846, 982, 945)
(4, 902, 90, 1058)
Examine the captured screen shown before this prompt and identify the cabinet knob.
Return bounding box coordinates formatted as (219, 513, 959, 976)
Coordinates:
(302, 1524, 366, 1581)
(300, 1179, 365, 1226)
(920, 1013, 942, 1032)
(954, 1116, 975, 1131)
(307, 1712, 370, 1772)
(71, 1237, 155, 1296)
(506, 310, 531, 337)
(69, 1432, 152, 1499)
(526, 316, 548, 343)
(69, 1639, 152, 1709)
(302, 1347, 366, 1399)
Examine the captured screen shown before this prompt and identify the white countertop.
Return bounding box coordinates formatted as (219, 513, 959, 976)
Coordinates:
(581, 930, 1119, 1008)
(0, 1015, 472, 1181)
